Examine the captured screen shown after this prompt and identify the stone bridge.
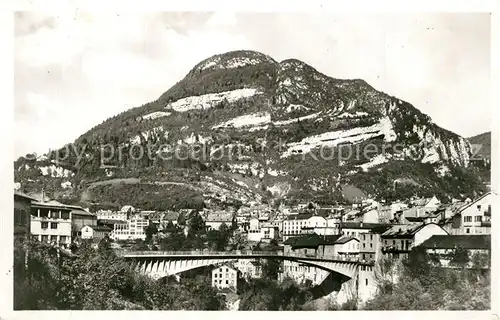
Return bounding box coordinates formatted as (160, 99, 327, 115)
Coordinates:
(120, 250, 359, 280)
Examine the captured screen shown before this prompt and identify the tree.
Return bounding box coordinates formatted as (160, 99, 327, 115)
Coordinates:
(470, 251, 490, 269)
(449, 246, 470, 267)
(188, 213, 206, 237)
(261, 258, 281, 280)
(144, 222, 158, 244)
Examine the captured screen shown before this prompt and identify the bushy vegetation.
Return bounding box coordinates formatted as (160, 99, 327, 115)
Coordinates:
(14, 238, 226, 310)
(238, 277, 313, 311)
(363, 247, 490, 310)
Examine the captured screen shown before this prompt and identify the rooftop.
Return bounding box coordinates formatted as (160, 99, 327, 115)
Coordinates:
(284, 233, 342, 249)
(420, 235, 491, 250)
(381, 223, 443, 238)
(14, 191, 37, 201)
(342, 222, 387, 230)
(335, 236, 359, 244)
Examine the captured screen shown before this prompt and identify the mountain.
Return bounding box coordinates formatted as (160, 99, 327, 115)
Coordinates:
(467, 131, 491, 186)
(14, 50, 487, 210)
(468, 132, 491, 161)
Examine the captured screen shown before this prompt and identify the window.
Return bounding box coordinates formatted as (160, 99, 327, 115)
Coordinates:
(363, 243, 366, 248)
(41, 222, 49, 229)
(362, 254, 366, 260)
(477, 205, 481, 210)
(219, 280, 222, 284)
(60, 236, 67, 243)
(365, 279, 368, 286)
(370, 234, 373, 241)
(362, 234, 365, 240)
(214, 273, 217, 278)
(475, 216, 482, 222)
(226, 280, 228, 284)
(219, 273, 222, 278)
(50, 235, 57, 242)
(464, 216, 472, 223)
(41, 235, 49, 242)
(466, 228, 470, 234)
(370, 243, 373, 248)
(50, 222, 58, 229)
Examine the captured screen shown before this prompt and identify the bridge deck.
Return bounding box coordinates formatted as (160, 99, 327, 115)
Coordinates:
(120, 250, 359, 263)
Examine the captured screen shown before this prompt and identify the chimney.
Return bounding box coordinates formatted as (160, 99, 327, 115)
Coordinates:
(41, 187, 45, 203)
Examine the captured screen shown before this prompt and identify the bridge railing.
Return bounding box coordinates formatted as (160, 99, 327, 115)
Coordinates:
(121, 250, 359, 262)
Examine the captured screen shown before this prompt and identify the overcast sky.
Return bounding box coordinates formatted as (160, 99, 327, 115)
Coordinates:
(14, 12, 491, 157)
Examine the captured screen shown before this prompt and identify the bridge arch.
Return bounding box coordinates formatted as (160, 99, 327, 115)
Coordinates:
(122, 251, 359, 280)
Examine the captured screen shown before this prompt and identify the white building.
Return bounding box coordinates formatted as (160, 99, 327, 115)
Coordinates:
(341, 222, 382, 240)
(81, 225, 112, 240)
(212, 265, 238, 292)
(420, 234, 491, 268)
(204, 211, 233, 231)
(282, 213, 336, 241)
(30, 201, 72, 247)
(381, 223, 448, 259)
(443, 192, 493, 235)
(247, 222, 278, 242)
(111, 217, 150, 241)
(235, 259, 262, 279)
(96, 210, 128, 221)
(332, 236, 360, 258)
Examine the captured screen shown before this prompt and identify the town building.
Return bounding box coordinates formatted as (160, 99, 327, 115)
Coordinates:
(234, 259, 262, 279)
(381, 223, 448, 259)
(204, 210, 233, 231)
(96, 210, 128, 221)
(81, 225, 112, 240)
(282, 234, 338, 284)
(111, 216, 150, 241)
(282, 213, 337, 241)
(14, 191, 36, 242)
(340, 222, 384, 240)
(359, 225, 391, 263)
(420, 234, 491, 268)
(211, 265, 238, 293)
(331, 236, 360, 259)
(441, 192, 492, 235)
(30, 200, 72, 247)
(70, 205, 98, 238)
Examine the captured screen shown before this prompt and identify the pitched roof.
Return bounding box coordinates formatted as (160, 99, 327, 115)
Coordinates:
(284, 233, 342, 248)
(71, 208, 96, 217)
(456, 192, 492, 214)
(406, 216, 427, 222)
(420, 235, 491, 250)
(31, 200, 73, 211)
(341, 222, 386, 230)
(369, 225, 392, 234)
(14, 191, 37, 201)
(381, 223, 444, 238)
(285, 213, 314, 221)
(335, 236, 359, 244)
(86, 225, 112, 232)
(98, 219, 126, 225)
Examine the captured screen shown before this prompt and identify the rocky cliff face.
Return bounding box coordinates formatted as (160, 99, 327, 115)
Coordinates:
(14, 50, 486, 209)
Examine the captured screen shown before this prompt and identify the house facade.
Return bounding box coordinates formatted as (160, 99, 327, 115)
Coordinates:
(420, 234, 491, 268)
(111, 216, 150, 240)
(381, 223, 448, 259)
(81, 225, 112, 240)
(71, 206, 98, 238)
(30, 201, 72, 247)
(212, 265, 238, 293)
(14, 191, 36, 242)
(359, 225, 391, 263)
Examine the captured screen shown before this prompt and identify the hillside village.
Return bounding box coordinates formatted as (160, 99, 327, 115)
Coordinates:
(14, 187, 492, 306)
